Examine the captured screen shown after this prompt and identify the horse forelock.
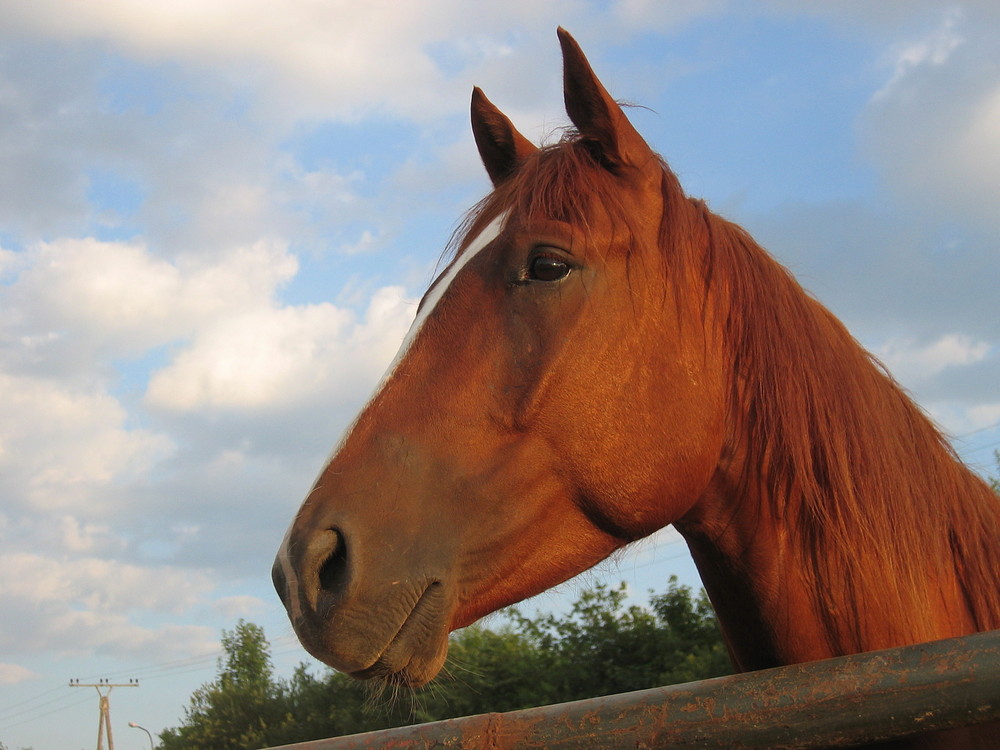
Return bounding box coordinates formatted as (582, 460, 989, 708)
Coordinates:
(451, 136, 660, 265)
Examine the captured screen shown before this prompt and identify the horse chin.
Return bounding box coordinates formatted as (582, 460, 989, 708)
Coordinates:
(299, 580, 451, 689)
(349, 641, 448, 689)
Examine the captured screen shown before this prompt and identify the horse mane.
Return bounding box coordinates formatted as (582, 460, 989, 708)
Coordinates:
(700, 208, 1000, 647)
(461, 133, 1000, 649)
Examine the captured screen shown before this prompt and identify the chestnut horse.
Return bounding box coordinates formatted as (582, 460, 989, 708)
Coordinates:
(274, 30, 1000, 747)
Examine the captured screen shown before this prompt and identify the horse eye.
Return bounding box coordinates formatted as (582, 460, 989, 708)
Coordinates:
(528, 255, 571, 282)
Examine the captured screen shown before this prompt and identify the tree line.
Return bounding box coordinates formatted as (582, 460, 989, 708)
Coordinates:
(158, 577, 731, 749)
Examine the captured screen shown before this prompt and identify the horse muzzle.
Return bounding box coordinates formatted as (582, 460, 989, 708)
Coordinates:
(272, 518, 453, 687)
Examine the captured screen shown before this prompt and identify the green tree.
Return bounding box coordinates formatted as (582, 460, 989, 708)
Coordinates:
(413, 621, 551, 720)
(990, 450, 999, 493)
(504, 577, 730, 703)
(159, 620, 285, 750)
(160, 580, 731, 747)
(263, 663, 412, 746)
(405, 576, 731, 724)
(649, 578, 733, 684)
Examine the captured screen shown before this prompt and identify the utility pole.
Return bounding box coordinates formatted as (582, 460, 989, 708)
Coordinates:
(69, 678, 139, 750)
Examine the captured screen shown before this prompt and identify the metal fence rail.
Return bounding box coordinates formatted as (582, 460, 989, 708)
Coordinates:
(266, 628, 1000, 749)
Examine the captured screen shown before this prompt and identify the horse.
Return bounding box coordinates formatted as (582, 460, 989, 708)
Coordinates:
(273, 29, 1000, 748)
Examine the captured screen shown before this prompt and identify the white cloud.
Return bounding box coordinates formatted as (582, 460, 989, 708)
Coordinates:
(0, 554, 212, 614)
(0, 553, 220, 658)
(2, 237, 301, 381)
(146, 285, 414, 411)
(213, 595, 268, 619)
(613, 0, 726, 30)
(0, 373, 174, 512)
(0, 663, 35, 685)
(876, 333, 991, 384)
(873, 8, 964, 100)
(22, 609, 218, 660)
(967, 403, 1000, 430)
(872, 334, 996, 436)
(0, 226, 419, 634)
(761, 0, 1000, 31)
(753, 5, 1000, 234)
(861, 8, 1000, 232)
(58, 516, 126, 555)
(6, 238, 183, 349)
(0, 36, 379, 259)
(146, 304, 352, 410)
(951, 81, 1000, 201)
(0, 247, 22, 279)
(0, 1, 581, 122)
(340, 229, 381, 256)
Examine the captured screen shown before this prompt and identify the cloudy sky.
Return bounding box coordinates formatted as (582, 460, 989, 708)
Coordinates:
(1, 2, 998, 748)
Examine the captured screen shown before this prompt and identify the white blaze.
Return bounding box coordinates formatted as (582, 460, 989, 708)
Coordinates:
(383, 211, 507, 386)
(275, 212, 508, 613)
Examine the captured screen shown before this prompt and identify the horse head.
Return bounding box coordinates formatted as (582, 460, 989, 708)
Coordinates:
(273, 29, 728, 687)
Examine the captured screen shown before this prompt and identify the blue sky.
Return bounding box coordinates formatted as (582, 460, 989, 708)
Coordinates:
(1, 2, 999, 748)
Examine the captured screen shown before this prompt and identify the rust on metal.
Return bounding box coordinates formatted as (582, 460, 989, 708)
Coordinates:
(265, 628, 1000, 749)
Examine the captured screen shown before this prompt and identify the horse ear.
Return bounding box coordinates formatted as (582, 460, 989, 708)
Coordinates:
(471, 87, 537, 186)
(558, 27, 652, 173)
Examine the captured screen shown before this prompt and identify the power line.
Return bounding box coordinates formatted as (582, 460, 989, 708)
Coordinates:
(0, 631, 313, 731)
(0, 692, 94, 732)
(0, 683, 69, 720)
(953, 419, 1000, 440)
(0, 688, 80, 723)
(0, 663, 205, 730)
(94, 650, 221, 684)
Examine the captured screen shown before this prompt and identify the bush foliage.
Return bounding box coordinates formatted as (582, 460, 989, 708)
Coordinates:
(159, 577, 731, 749)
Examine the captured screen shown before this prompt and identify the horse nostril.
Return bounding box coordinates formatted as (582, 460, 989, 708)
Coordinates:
(298, 526, 351, 613)
(316, 527, 349, 600)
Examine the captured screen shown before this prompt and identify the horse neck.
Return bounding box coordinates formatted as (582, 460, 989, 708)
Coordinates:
(674, 213, 1000, 670)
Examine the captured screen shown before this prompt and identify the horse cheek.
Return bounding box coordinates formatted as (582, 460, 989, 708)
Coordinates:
(549, 318, 726, 539)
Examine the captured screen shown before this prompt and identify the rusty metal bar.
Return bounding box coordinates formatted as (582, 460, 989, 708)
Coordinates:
(266, 628, 1000, 749)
